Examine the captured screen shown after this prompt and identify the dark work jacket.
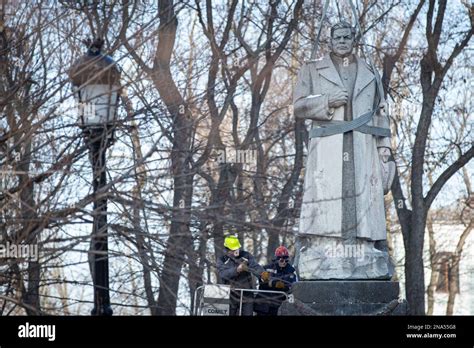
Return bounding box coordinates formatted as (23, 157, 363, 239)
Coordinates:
(260, 261, 297, 293)
(217, 250, 264, 299)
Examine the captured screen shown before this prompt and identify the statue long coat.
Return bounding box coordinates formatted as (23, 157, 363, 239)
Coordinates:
(293, 54, 391, 241)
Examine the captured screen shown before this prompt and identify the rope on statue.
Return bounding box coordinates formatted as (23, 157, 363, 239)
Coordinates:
(310, 0, 330, 60)
(307, 0, 390, 139)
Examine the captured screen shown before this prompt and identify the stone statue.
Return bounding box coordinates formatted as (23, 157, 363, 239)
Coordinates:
(293, 21, 396, 280)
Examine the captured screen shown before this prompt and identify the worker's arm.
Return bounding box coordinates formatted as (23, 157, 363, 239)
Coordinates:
(280, 267, 297, 285)
(269, 268, 297, 291)
(246, 254, 265, 277)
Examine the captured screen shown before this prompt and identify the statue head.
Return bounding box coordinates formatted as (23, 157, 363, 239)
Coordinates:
(329, 21, 356, 57)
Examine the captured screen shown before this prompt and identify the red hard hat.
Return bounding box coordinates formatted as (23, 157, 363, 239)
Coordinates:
(275, 246, 289, 258)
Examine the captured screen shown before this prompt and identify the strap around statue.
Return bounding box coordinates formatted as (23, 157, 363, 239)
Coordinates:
(309, 110, 391, 138)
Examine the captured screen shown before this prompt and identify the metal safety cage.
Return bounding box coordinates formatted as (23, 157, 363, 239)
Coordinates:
(193, 284, 290, 316)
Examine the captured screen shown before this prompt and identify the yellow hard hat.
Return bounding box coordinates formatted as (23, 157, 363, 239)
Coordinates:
(224, 235, 241, 251)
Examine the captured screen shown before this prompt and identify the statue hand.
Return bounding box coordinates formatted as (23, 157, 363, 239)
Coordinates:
(378, 102, 388, 117)
(378, 147, 391, 163)
(378, 147, 395, 194)
(328, 89, 348, 108)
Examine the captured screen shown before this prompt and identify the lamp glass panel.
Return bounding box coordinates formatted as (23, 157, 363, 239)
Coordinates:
(78, 84, 119, 126)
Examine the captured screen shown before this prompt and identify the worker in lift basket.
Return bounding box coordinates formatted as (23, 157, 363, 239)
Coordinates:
(255, 245, 297, 315)
(217, 235, 266, 316)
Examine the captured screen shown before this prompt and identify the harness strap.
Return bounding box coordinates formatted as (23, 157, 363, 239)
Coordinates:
(309, 112, 391, 138)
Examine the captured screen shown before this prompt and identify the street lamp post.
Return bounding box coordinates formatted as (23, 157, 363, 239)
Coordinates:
(68, 39, 121, 316)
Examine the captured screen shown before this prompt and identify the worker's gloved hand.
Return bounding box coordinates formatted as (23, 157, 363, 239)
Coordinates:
(237, 262, 249, 273)
(260, 271, 270, 282)
(275, 281, 285, 289)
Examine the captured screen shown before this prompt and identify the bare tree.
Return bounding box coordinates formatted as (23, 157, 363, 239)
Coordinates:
(1, 0, 471, 316)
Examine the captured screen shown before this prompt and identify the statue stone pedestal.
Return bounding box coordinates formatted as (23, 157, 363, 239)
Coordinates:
(295, 236, 394, 280)
(279, 281, 408, 315)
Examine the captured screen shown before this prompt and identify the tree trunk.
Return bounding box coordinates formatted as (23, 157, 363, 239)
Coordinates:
(17, 83, 40, 315)
(156, 170, 194, 315)
(210, 165, 236, 278)
(426, 217, 438, 315)
(152, 0, 194, 315)
(405, 208, 427, 315)
(446, 220, 473, 315)
(445, 256, 459, 315)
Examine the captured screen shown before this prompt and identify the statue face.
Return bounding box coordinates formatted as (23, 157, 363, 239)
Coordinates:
(330, 28, 354, 57)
